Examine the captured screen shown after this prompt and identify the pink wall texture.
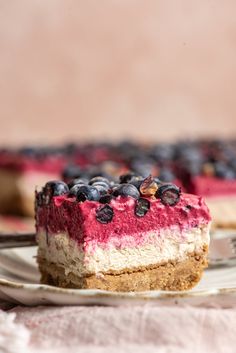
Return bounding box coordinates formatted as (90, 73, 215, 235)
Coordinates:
(0, 1, 236, 145)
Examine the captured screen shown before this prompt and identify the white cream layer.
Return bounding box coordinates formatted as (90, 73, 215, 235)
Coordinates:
(37, 224, 210, 276)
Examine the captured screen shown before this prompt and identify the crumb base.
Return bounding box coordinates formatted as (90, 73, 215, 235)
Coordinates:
(38, 248, 208, 292)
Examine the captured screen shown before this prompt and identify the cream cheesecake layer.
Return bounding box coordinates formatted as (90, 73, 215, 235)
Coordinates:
(37, 224, 210, 276)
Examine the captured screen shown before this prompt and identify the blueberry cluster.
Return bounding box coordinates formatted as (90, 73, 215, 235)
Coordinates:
(5, 139, 236, 183)
(38, 174, 181, 224)
(19, 143, 78, 158)
(36, 181, 69, 207)
(175, 140, 236, 179)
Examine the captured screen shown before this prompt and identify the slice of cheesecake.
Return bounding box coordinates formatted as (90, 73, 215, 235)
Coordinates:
(175, 139, 236, 229)
(0, 148, 67, 216)
(36, 175, 211, 292)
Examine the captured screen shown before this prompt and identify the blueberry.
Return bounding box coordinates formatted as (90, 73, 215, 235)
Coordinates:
(62, 165, 82, 181)
(43, 181, 69, 204)
(63, 143, 77, 155)
(69, 184, 86, 197)
(119, 172, 136, 183)
(158, 168, 175, 182)
(187, 162, 202, 176)
(92, 181, 110, 190)
(19, 147, 37, 157)
(149, 144, 174, 162)
(130, 157, 156, 177)
(135, 198, 150, 217)
(99, 194, 114, 204)
(68, 178, 88, 189)
(96, 205, 114, 224)
(230, 158, 236, 172)
(156, 184, 181, 206)
(75, 185, 100, 202)
(128, 177, 144, 190)
(154, 177, 162, 185)
(116, 141, 140, 161)
(92, 184, 108, 196)
(89, 170, 111, 180)
(214, 162, 235, 179)
(44, 181, 69, 196)
(111, 183, 121, 190)
(89, 176, 110, 186)
(177, 146, 203, 164)
(112, 183, 140, 199)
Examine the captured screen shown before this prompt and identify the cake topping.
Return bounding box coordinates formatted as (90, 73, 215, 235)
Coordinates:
(89, 176, 110, 186)
(214, 161, 235, 180)
(68, 178, 88, 189)
(36, 182, 211, 239)
(92, 184, 108, 196)
(154, 177, 162, 185)
(158, 168, 175, 182)
(75, 185, 101, 202)
(62, 164, 82, 182)
(128, 177, 144, 189)
(139, 175, 158, 197)
(68, 184, 85, 197)
(135, 198, 150, 217)
(3, 139, 236, 188)
(43, 181, 69, 205)
(119, 172, 136, 184)
(112, 183, 140, 199)
(92, 181, 110, 191)
(44, 181, 69, 196)
(96, 204, 114, 224)
(99, 194, 114, 204)
(38, 174, 183, 210)
(156, 184, 181, 206)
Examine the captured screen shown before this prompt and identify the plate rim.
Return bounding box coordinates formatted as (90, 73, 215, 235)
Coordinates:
(0, 277, 236, 301)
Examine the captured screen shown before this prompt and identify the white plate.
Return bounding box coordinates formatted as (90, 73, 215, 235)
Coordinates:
(0, 245, 236, 306)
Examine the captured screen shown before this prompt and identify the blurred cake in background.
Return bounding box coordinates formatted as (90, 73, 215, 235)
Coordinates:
(0, 138, 236, 228)
(175, 139, 236, 228)
(0, 147, 65, 216)
(0, 142, 129, 216)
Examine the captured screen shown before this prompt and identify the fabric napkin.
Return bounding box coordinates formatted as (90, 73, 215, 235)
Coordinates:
(0, 305, 235, 353)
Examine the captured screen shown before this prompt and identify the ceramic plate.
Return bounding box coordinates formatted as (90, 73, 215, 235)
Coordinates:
(0, 234, 236, 306)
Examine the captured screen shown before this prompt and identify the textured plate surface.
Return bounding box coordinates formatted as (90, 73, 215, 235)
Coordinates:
(0, 243, 236, 306)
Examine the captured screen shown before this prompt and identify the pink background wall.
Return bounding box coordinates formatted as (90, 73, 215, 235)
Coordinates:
(0, 1, 236, 145)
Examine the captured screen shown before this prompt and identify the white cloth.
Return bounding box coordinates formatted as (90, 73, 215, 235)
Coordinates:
(0, 305, 234, 353)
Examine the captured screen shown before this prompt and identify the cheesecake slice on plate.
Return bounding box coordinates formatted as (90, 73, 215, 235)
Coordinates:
(36, 175, 211, 292)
